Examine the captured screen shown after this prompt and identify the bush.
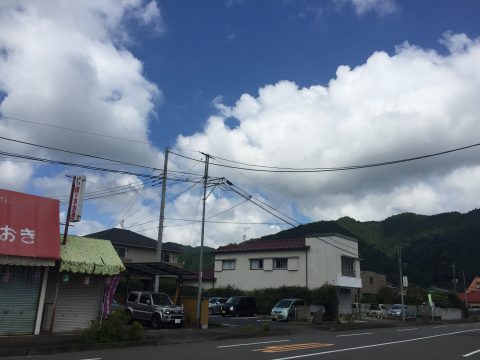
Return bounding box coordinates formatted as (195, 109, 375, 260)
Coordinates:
(205, 284, 338, 320)
(80, 310, 144, 344)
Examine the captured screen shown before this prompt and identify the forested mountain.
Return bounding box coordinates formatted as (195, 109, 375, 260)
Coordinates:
(178, 209, 480, 288)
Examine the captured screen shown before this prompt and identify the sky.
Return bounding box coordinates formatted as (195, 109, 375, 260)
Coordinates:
(1, 0, 480, 248)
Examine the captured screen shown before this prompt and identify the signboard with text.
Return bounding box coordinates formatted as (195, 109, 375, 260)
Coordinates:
(0, 189, 60, 259)
(69, 176, 86, 222)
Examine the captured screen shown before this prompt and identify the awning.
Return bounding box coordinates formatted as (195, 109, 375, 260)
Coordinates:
(0, 255, 55, 267)
(125, 262, 195, 278)
(59, 235, 126, 276)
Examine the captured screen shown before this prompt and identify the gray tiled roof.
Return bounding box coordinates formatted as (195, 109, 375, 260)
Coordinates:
(86, 228, 182, 253)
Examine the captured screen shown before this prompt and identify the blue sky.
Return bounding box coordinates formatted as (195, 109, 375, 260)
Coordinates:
(142, 0, 480, 147)
(1, 0, 480, 246)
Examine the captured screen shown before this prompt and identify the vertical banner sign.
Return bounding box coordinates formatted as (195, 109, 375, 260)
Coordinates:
(0, 188, 60, 259)
(70, 176, 86, 222)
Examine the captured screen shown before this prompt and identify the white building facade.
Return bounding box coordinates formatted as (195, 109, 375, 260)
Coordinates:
(214, 234, 362, 314)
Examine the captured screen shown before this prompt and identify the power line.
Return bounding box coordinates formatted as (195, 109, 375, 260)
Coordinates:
(207, 141, 480, 173)
(0, 114, 153, 145)
(0, 150, 161, 179)
(0, 135, 162, 170)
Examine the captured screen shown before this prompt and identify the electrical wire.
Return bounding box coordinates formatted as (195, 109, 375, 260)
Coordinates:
(0, 135, 162, 170)
(0, 150, 161, 179)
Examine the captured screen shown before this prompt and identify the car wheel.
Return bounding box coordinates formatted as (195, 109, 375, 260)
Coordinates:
(151, 314, 162, 329)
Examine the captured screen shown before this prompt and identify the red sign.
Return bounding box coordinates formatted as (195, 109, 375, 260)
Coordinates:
(0, 189, 60, 259)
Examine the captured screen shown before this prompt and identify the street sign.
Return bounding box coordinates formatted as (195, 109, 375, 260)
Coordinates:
(403, 275, 408, 287)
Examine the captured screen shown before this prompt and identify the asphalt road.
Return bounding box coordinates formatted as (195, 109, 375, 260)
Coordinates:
(4, 322, 480, 360)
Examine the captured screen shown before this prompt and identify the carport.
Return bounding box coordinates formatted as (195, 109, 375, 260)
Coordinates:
(123, 262, 196, 304)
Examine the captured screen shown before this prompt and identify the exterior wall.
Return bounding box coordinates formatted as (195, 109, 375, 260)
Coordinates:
(182, 279, 215, 290)
(305, 236, 361, 289)
(118, 246, 178, 264)
(214, 249, 307, 290)
(361, 271, 387, 295)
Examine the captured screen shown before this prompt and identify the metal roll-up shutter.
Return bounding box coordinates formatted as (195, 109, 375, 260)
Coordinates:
(0, 266, 42, 335)
(52, 273, 103, 332)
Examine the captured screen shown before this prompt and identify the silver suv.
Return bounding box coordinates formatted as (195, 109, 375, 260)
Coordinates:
(126, 291, 184, 328)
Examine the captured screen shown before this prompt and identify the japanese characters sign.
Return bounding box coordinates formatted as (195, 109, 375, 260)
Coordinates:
(0, 189, 60, 259)
(69, 176, 86, 222)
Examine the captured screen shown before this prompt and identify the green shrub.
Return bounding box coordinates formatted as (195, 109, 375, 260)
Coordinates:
(80, 310, 144, 344)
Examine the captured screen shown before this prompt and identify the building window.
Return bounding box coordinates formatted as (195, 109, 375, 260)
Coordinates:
(161, 253, 170, 263)
(341, 256, 355, 277)
(115, 247, 126, 258)
(222, 259, 236, 270)
(369, 277, 374, 285)
(476, 282, 480, 289)
(250, 259, 264, 270)
(274, 258, 288, 270)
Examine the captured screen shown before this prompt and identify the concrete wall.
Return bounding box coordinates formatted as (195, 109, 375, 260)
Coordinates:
(214, 249, 307, 290)
(305, 235, 361, 289)
(120, 246, 178, 264)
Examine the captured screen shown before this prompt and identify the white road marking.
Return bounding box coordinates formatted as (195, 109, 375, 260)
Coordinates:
(271, 328, 480, 360)
(463, 348, 480, 357)
(221, 323, 239, 327)
(80, 358, 102, 360)
(336, 332, 372, 337)
(257, 319, 271, 322)
(396, 328, 418, 332)
(217, 339, 291, 348)
(433, 325, 447, 329)
(457, 324, 467, 327)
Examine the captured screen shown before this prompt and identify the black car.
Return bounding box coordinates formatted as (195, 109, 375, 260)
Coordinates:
(221, 296, 256, 317)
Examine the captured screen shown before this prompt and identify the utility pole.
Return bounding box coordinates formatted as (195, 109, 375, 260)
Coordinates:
(154, 148, 169, 292)
(397, 247, 405, 322)
(463, 271, 469, 308)
(196, 153, 209, 328)
(452, 262, 457, 293)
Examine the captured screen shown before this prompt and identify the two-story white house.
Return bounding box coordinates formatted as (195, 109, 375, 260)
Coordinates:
(214, 233, 362, 314)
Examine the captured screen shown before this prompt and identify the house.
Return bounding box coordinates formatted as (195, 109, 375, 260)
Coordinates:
(358, 271, 387, 301)
(87, 228, 182, 265)
(182, 269, 216, 290)
(458, 275, 480, 308)
(214, 233, 362, 314)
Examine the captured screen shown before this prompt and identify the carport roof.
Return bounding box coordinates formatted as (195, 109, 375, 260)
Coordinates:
(124, 262, 196, 278)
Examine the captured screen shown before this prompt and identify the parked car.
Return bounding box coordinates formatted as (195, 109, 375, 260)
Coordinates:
(221, 296, 256, 317)
(271, 298, 306, 321)
(367, 303, 387, 318)
(208, 297, 228, 315)
(387, 304, 414, 318)
(126, 291, 184, 329)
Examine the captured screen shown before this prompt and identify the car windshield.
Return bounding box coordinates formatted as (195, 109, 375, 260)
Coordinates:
(391, 304, 402, 310)
(275, 299, 293, 308)
(218, 298, 227, 304)
(226, 297, 238, 305)
(370, 304, 380, 310)
(209, 298, 218, 304)
(152, 293, 173, 306)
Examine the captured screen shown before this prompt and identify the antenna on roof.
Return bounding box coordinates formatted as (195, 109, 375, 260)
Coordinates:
(120, 219, 124, 229)
(240, 226, 250, 242)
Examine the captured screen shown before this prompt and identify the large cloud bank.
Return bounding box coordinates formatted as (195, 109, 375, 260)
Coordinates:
(177, 33, 480, 227)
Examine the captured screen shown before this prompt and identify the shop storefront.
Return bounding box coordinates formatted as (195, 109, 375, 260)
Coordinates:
(0, 189, 59, 336)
